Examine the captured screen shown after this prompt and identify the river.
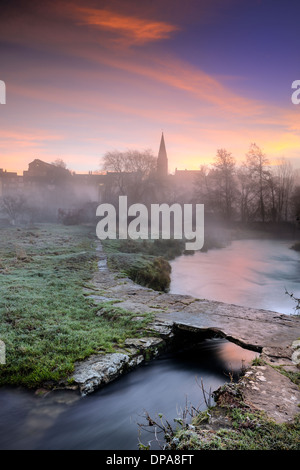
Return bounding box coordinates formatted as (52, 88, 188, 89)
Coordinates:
(170, 239, 300, 315)
(0, 237, 295, 450)
(0, 338, 257, 450)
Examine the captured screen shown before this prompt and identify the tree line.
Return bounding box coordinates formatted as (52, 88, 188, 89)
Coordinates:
(1, 144, 299, 227)
(195, 143, 299, 224)
(102, 144, 300, 225)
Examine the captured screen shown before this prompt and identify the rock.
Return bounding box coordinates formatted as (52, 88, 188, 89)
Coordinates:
(124, 337, 164, 350)
(292, 339, 300, 350)
(148, 321, 174, 337)
(71, 335, 169, 395)
(72, 353, 131, 396)
(128, 355, 144, 368)
(291, 339, 300, 365)
(240, 364, 300, 423)
(291, 348, 300, 365)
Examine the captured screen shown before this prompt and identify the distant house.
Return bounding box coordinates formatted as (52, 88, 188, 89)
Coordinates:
(23, 159, 71, 184)
(71, 172, 110, 202)
(172, 168, 202, 192)
(0, 169, 23, 197)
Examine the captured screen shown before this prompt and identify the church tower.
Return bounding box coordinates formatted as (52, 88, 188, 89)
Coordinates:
(157, 132, 168, 177)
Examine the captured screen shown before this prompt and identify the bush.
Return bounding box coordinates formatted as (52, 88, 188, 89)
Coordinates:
(107, 252, 171, 292)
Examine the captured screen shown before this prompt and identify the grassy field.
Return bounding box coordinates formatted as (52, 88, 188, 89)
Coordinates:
(0, 224, 154, 388)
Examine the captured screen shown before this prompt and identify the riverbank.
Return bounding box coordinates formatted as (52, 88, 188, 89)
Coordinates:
(1, 223, 299, 450)
(0, 224, 156, 388)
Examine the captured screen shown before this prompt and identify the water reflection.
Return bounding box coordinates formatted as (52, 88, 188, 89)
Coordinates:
(0, 339, 257, 450)
(217, 341, 258, 371)
(170, 239, 300, 314)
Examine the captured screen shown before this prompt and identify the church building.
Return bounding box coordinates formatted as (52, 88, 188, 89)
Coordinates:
(157, 132, 168, 178)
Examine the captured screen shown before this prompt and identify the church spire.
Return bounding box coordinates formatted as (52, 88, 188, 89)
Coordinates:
(157, 132, 168, 177)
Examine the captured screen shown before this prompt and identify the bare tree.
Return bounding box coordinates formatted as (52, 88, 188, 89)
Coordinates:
(101, 149, 157, 203)
(194, 150, 237, 221)
(212, 149, 237, 220)
(291, 185, 300, 225)
(244, 143, 270, 222)
(272, 158, 294, 222)
(1, 194, 26, 225)
(236, 163, 257, 223)
(194, 144, 297, 225)
(194, 165, 213, 210)
(51, 158, 67, 169)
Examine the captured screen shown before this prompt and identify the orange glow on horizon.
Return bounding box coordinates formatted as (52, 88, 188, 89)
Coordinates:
(1, 2, 300, 175)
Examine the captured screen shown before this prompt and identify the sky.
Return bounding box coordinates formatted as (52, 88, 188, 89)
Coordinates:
(0, 0, 300, 174)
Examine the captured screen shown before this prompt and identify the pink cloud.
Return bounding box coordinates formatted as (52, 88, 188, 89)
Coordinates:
(74, 7, 179, 46)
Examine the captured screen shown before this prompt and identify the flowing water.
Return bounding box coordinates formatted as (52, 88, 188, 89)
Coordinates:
(0, 339, 257, 450)
(170, 239, 300, 315)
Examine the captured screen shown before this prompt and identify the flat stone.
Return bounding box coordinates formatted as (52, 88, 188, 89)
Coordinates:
(157, 306, 300, 352)
(124, 337, 164, 350)
(240, 364, 300, 423)
(257, 376, 266, 382)
(72, 353, 130, 395)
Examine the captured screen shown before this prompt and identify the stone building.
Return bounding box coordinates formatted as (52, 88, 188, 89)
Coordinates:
(0, 169, 23, 197)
